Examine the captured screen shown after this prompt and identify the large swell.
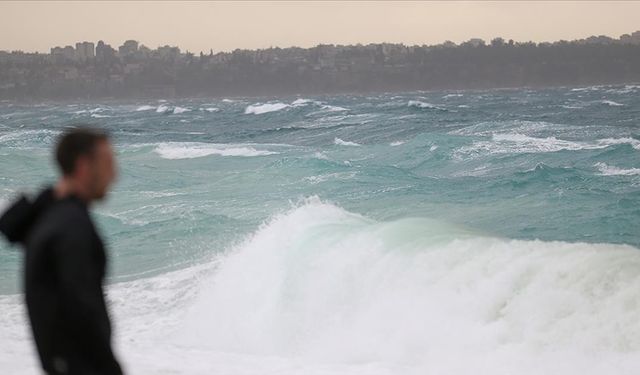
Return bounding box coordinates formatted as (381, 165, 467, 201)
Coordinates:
(177, 199, 640, 374)
(0, 85, 639, 373)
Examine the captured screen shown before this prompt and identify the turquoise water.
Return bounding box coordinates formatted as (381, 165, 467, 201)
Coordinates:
(2, 86, 639, 293)
(1, 85, 640, 373)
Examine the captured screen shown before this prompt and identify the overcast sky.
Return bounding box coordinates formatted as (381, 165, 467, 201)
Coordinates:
(1, 1, 639, 53)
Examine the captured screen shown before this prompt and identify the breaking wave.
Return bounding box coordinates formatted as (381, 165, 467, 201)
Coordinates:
(245, 102, 290, 115)
(154, 142, 279, 159)
(594, 162, 640, 176)
(177, 199, 640, 373)
(334, 137, 361, 146)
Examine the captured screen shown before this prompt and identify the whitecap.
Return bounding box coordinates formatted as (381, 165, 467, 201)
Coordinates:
(320, 105, 348, 112)
(244, 103, 290, 115)
(154, 142, 278, 159)
(136, 105, 156, 112)
(594, 162, 640, 176)
(570, 86, 602, 92)
(334, 138, 361, 146)
(291, 98, 313, 106)
(200, 107, 220, 113)
(72, 108, 105, 115)
(313, 152, 330, 160)
(172, 107, 191, 114)
(597, 137, 640, 150)
(390, 141, 405, 146)
(601, 100, 624, 107)
(408, 100, 445, 110)
(156, 105, 170, 113)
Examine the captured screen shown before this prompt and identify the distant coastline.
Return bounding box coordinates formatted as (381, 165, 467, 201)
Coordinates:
(1, 32, 639, 101)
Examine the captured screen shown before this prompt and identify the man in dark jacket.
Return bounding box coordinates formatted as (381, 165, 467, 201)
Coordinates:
(0, 128, 123, 375)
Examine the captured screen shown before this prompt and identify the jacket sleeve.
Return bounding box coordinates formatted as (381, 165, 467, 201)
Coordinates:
(54, 218, 123, 375)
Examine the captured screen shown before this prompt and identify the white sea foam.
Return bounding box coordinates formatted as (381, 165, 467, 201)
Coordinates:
(221, 98, 234, 103)
(156, 105, 170, 113)
(72, 107, 106, 115)
(334, 138, 361, 146)
(407, 100, 444, 110)
(601, 100, 624, 107)
(456, 133, 640, 158)
(390, 141, 405, 146)
(452, 120, 577, 137)
(154, 142, 278, 159)
(594, 162, 640, 176)
(597, 137, 640, 150)
(605, 85, 639, 94)
(244, 102, 290, 115)
(136, 105, 156, 112)
(90, 114, 111, 118)
(570, 86, 602, 92)
(175, 199, 640, 373)
(321, 105, 348, 112)
(0, 129, 60, 147)
(303, 172, 357, 184)
(292, 98, 313, 106)
(313, 152, 330, 160)
(200, 107, 220, 113)
(172, 107, 190, 114)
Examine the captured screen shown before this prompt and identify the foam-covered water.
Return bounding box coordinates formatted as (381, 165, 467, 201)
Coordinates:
(1, 85, 639, 374)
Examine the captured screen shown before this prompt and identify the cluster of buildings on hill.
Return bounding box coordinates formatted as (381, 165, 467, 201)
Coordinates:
(1, 32, 639, 100)
(47, 40, 181, 64)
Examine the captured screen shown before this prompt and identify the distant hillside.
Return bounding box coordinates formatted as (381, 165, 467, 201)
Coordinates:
(1, 32, 640, 100)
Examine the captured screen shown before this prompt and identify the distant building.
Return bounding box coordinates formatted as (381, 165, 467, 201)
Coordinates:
(96, 40, 116, 62)
(118, 40, 139, 57)
(51, 46, 76, 61)
(583, 35, 615, 45)
(154, 45, 181, 61)
(464, 38, 486, 47)
(620, 31, 640, 45)
(135, 44, 152, 59)
(75, 41, 95, 61)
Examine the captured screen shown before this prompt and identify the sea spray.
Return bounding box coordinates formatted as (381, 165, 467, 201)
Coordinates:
(177, 199, 640, 372)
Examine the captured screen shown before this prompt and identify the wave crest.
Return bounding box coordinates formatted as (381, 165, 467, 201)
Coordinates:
(154, 142, 279, 159)
(180, 199, 640, 370)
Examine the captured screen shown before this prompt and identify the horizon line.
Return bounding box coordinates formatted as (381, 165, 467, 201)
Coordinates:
(3, 29, 639, 55)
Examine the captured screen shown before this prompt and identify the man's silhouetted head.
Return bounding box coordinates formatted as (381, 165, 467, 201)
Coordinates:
(55, 128, 117, 202)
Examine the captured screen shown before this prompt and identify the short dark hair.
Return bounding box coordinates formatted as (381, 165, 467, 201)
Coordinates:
(55, 128, 109, 175)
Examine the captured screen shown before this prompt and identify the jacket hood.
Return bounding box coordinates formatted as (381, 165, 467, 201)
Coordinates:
(0, 187, 55, 245)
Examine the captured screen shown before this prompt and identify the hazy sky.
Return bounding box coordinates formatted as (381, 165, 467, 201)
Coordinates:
(1, 1, 639, 53)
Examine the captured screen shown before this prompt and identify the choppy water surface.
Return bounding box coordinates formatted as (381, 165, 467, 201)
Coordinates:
(1, 85, 639, 374)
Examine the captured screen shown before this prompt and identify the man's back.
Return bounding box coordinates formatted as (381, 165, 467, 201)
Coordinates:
(0, 187, 123, 375)
(24, 191, 121, 375)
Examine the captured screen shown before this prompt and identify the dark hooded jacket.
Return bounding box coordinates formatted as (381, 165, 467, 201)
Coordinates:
(0, 187, 122, 375)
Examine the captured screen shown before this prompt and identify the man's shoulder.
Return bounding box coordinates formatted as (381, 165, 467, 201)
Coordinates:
(37, 198, 91, 234)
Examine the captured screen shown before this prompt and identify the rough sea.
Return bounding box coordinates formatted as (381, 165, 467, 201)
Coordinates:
(1, 85, 639, 374)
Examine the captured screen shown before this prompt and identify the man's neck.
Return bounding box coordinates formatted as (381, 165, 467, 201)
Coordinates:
(54, 178, 91, 204)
